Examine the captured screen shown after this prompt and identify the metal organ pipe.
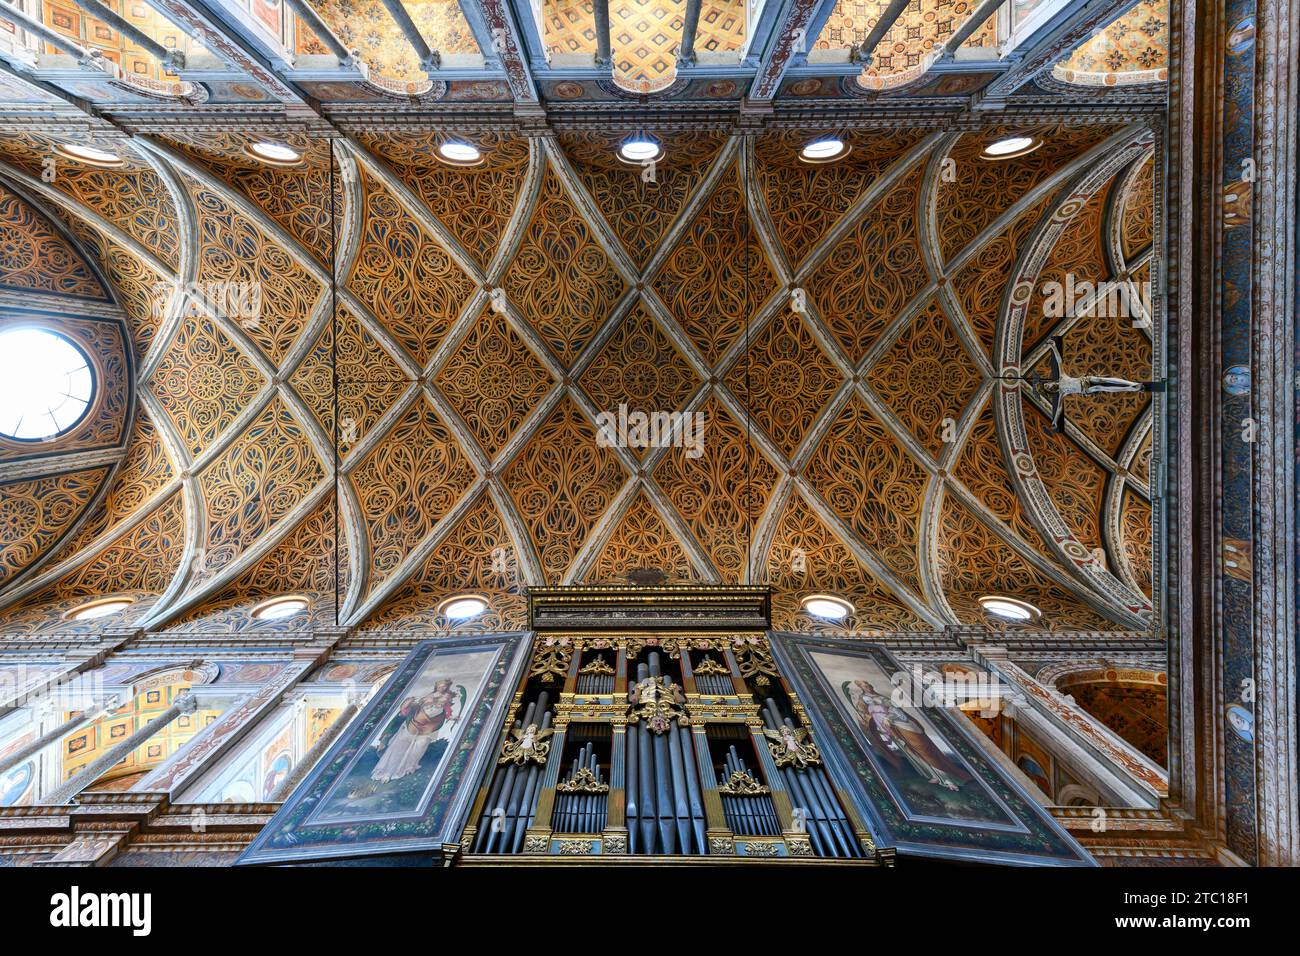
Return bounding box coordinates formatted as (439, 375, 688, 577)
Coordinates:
(475, 691, 552, 853)
(761, 698, 864, 858)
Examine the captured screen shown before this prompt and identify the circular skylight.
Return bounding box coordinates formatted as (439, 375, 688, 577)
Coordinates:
(67, 598, 133, 621)
(802, 594, 855, 620)
(978, 595, 1041, 622)
(437, 141, 484, 166)
(246, 141, 303, 165)
(440, 594, 488, 620)
(251, 596, 309, 621)
(799, 137, 850, 163)
(981, 135, 1041, 159)
(55, 142, 124, 167)
(0, 328, 95, 442)
(617, 137, 663, 164)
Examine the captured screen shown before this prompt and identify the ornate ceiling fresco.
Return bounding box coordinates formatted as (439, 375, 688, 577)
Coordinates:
(0, 0, 1166, 114)
(813, 0, 997, 90)
(0, 119, 1157, 638)
(1051, 0, 1167, 87)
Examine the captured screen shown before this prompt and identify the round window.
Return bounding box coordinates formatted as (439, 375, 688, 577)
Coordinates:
(0, 327, 95, 441)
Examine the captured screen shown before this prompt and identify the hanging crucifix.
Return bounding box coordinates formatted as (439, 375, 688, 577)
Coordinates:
(1016, 336, 1164, 433)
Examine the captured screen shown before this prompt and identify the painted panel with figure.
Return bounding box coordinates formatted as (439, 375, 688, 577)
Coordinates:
(768, 633, 1094, 865)
(239, 633, 531, 865)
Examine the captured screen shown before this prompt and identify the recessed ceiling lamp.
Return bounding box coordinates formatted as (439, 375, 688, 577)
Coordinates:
(980, 135, 1042, 160)
(799, 136, 850, 164)
(617, 135, 664, 165)
(436, 140, 484, 166)
(439, 593, 489, 621)
(54, 142, 125, 168)
(251, 596, 310, 621)
(245, 141, 304, 166)
(801, 593, 855, 621)
(66, 597, 134, 621)
(978, 595, 1041, 622)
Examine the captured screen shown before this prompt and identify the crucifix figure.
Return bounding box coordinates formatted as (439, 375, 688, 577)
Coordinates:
(1029, 336, 1162, 432)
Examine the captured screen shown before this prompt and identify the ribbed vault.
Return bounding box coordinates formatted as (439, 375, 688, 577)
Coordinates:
(0, 121, 1157, 636)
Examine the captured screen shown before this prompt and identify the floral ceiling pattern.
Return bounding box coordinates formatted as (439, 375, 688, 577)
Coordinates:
(0, 121, 1156, 637)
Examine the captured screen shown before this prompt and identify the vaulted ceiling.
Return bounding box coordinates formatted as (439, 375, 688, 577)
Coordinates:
(0, 118, 1156, 636)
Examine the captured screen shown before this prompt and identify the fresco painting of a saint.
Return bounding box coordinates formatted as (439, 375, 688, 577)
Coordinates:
(810, 650, 1013, 826)
(311, 650, 492, 823)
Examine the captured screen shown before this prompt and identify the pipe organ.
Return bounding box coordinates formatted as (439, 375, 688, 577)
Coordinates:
(460, 585, 884, 862)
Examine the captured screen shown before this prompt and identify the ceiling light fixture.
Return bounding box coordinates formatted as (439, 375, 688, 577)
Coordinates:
(801, 593, 855, 621)
(978, 595, 1041, 622)
(436, 140, 484, 166)
(799, 136, 850, 164)
(251, 596, 310, 621)
(54, 142, 125, 168)
(245, 141, 304, 166)
(439, 594, 489, 621)
(66, 597, 134, 621)
(981, 135, 1042, 160)
(617, 135, 664, 165)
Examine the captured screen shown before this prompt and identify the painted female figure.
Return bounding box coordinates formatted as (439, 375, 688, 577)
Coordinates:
(370, 678, 463, 784)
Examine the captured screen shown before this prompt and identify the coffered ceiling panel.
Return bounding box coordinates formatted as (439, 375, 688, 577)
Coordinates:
(754, 129, 930, 271)
(578, 303, 701, 460)
(559, 131, 727, 270)
(803, 395, 930, 597)
(351, 132, 531, 274)
(866, 297, 981, 460)
(935, 124, 1120, 265)
(290, 305, 414, 452)
(195, 395, 325, 578)
(148, 312, 267, 459)
(585, 490, 701, 584)
(162, 130, 336, 265)
(724, 310, 844, 459)
(167, 491, 346, 633)
(764, 490, 924, 633)
(358, 488, 524, 632)
(651, 394, 780, 581)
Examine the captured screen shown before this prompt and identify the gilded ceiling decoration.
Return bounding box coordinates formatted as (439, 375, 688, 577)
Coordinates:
(1056, 669, 1167, 765)
(805, 162, 928, 366)
(296, 0, 479, 82)
(543, 0, 747, 92)
(0, 122, 1157, 637)
(0, 183, 106, 299)
(436, 306, 556, 459)
(815, 0, 997, 89)
(1052, 0, 1168, 87)
(651, 162, 778, 367)
(39, 0, 206, 82)
(503, 164, 628, 368)
(0, 467, 111, 588)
